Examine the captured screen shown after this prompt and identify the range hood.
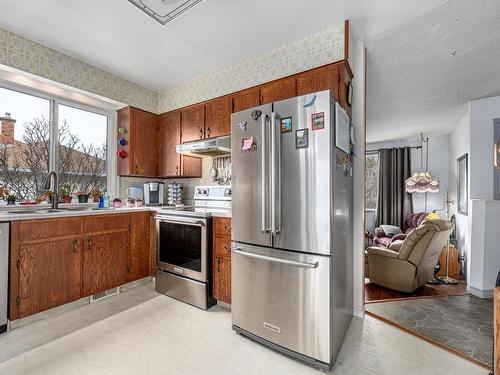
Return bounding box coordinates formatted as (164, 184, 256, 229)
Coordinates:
(176, 135, 231, 158)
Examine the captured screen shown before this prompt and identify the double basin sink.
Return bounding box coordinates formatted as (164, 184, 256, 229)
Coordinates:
(6, 206, 115, 215)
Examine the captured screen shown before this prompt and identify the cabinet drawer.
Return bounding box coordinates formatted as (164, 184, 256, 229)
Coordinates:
(83, 214, 130, 233)
(214, 217, 231, 237)
(18, 217, 83, 242)
(214, 236, 232, 258)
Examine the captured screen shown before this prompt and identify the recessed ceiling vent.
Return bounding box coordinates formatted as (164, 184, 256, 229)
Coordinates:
(129, 0, 203, 25)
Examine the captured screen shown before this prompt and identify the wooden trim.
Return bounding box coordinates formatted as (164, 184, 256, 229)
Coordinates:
(495, 287, 500, 373)
(366, 310, 492, 371)
(9, 222, 19, 320)
(160, 59, 354, 115)
(344, 20, 350, 60)
(365, 292, 468, 305)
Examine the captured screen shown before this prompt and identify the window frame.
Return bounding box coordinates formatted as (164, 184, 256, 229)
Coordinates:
(0, 82, 117, 198)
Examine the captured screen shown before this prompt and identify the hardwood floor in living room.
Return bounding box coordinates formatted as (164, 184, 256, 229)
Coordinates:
(365, 278, 468, 303)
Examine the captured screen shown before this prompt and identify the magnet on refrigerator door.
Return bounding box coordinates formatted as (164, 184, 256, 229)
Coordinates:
(280, 117, 292, 133)
(311, 112, 325, 131)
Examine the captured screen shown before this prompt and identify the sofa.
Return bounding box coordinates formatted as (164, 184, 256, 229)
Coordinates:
(373, 212, 428, 248)
(365, 219, 453, 293)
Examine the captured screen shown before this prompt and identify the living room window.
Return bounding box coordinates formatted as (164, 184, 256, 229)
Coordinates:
(0, 86, 110, 201)
(365, 152, 379, 210)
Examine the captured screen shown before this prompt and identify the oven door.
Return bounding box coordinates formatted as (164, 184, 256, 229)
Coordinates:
(156, 215, 208, 283)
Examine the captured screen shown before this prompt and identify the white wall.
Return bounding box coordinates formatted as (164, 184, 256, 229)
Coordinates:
(469, 96, 500, 200)
(367, 134, 450, 215)
(351, 41, 366, 319)
(469, 199, 500, 298)
(448, 107, 470, 277)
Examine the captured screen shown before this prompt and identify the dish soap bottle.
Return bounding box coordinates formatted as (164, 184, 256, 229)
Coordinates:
(103, 192, 110, 208)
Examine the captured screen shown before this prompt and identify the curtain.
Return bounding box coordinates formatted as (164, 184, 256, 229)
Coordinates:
(376, 147, 413, 228)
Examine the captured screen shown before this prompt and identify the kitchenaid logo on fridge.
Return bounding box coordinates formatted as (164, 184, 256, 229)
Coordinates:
(263, 322, 281, 333)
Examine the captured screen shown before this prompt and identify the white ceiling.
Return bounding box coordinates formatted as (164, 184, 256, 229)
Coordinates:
(0, 0, 444, 92)
(366, 0, 500, 143)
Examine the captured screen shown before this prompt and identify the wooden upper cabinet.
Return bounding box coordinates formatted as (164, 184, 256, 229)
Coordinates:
(205, 97, 232, 138)
(296, 65, 339, 98)
(181, 104, 205, 143)
(181, 155, 202, 177)
(338, 62, 353, 119)
(158, 112, 181, 177)
(232, 87, 260, 113)
(117, 106, 158, 176)
(260, 77, 296, 104)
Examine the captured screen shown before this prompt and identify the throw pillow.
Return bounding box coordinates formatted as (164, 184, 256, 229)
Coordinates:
(425, 211, 441, 221)
(380, 224, 403, 238)
(389, 240, 404, 252)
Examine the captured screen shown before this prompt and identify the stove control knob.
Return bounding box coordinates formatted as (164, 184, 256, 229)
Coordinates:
(224, 189, 232, 197)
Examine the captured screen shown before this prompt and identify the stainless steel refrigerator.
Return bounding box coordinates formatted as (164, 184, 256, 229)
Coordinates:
(231, 90, 353, 370)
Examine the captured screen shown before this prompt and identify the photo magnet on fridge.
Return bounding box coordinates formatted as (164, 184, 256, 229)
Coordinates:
(311, 112, 325, 131)
(295, 129, 309, 149)
(280, 117, 292, 133)
(241, 137, 257, 152)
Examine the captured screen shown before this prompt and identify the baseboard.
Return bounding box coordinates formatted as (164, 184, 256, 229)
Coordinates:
(469, 286, 493, 299)
(353, 308, 364, 319)
(9, 277, 154, 331)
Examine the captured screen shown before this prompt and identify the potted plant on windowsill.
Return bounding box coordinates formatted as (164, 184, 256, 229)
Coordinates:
(77, 192, 89, 204)
(91, 188, 100, 203)
(0, 186, 9, 204)
(6, 195, 16, 205)
(59, 184, 73, 204)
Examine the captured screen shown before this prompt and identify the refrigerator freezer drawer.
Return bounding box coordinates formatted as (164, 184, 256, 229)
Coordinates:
(231, 242, 331, 365)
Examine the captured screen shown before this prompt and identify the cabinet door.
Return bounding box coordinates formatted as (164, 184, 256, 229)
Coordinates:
(205, 97, 232, 138)
(338, 63, 352, 119)
(296, 65, 339, 97)
(181, 155, 202, 177)
(181, 104, 205, 143)
(213, 256, 231, 304)
(232, 88, 260, 113)
(83, 232, 128, 296)
(158, 112, 181, 177)
(18, 238, 82, 318)
(129, 212, 151, 281)
(130, 108, 159, 176)
(260, 77, 296, 104)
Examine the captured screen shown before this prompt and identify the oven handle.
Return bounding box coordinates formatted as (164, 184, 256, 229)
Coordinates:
(157, 218, 206, 227)
(233, 248, 318, 269)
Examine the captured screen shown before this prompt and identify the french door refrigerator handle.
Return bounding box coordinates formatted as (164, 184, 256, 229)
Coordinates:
(270, 112, 281, 235)
(261, 114, 270, 233)
(271, 112, 276, 235)
(233, 248, 319, 269)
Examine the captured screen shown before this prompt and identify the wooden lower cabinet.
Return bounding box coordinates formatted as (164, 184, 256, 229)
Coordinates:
(10, 212, 155, 320)
(212, 217, 231, 304)
(83, 231, 128, 297)
(18, 238, 82, 318)
(213, 256, 231, 304)
(129, 211, 152, 281)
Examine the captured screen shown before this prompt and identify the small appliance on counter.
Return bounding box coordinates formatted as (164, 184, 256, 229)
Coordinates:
(155, 185, 231, 310)
(144, 181, 164, 206)
(166, 182, 183, 206)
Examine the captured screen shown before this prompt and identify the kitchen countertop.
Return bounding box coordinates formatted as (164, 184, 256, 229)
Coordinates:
(0, 205, 231, 221)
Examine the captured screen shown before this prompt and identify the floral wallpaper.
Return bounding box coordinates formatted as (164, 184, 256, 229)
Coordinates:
(158, 23, 345, 113)
(0, 27, 158, 113)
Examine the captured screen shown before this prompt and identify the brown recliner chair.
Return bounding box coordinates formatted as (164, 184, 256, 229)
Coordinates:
(365, 219, 453, 293)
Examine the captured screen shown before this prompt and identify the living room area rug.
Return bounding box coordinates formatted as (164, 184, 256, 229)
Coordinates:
(365, 295, 493, 369)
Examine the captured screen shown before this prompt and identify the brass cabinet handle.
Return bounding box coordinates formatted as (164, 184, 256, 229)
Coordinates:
(207, 127, 211, 137)
(175, 165, 179, 175)
(72, 239, 78, 253)
(199, 128, 204, 138)
(217, 258, 220, 273)
(87, 238, 92, 250)
(224, 245, 230, 252)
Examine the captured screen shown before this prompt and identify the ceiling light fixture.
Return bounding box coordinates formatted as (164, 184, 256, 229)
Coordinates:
(128, 0, 203, 25)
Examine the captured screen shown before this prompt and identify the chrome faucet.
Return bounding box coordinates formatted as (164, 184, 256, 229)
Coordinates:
(44, 171, 58, 209)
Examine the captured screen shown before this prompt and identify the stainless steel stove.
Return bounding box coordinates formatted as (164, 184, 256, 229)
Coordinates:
(155, 186, 231, 309)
